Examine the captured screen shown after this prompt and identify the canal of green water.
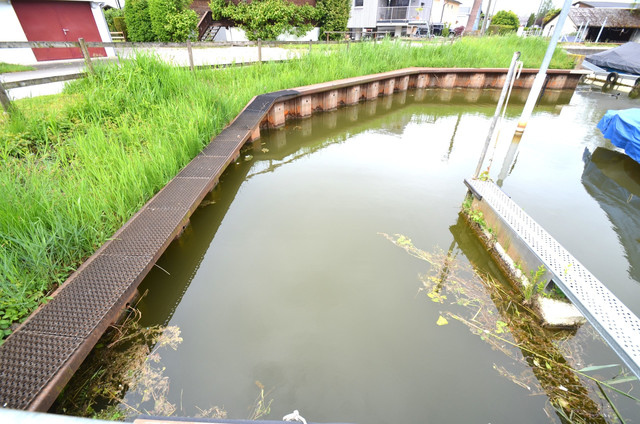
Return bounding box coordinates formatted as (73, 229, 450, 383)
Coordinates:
(55, 87, 640, 423)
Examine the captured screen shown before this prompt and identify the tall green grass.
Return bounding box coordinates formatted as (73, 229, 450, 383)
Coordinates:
(0, 36, 575, 338)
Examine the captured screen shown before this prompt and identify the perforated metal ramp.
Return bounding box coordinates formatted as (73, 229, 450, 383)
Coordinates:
(465, 178, 640, 379)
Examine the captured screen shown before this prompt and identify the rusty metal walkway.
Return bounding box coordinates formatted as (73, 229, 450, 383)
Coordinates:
(0, 89, 299, 411)
(465, 178, 640, 379)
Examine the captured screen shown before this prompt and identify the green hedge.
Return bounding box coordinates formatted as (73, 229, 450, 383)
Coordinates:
(488, 24, 516, 35)
(125, 0, 155, 42)
(148, 0, 198, 42)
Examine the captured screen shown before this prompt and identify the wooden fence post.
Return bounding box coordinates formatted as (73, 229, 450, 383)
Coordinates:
(187, 40, 195, 71)
(78, 38, 95, 75)
(0, 80, 11, 113)
(257, 39, 262, 63)
(309, 40, 312, 52)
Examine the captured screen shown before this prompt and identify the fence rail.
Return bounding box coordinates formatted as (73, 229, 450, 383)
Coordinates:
(0, 39, 347, 49)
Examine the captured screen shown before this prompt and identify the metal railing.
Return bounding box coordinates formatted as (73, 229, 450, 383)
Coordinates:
(377, 6, 428, 23)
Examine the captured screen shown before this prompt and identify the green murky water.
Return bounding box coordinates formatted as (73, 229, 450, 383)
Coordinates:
(56, 87, 640, 422)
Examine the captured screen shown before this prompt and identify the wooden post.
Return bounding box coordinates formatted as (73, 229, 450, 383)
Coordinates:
(257, 39, 262, 63)
(0, 80, 11, 113)
(326, 33, 329, 43)
(309, 40, 312, 52)
(78, 38, 95, 75)
(187, 40, 195, 71)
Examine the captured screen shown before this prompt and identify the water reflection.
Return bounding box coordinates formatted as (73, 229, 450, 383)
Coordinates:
(582, 147, 640, 284)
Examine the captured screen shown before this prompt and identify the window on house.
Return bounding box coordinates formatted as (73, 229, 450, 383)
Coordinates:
(355, 0, 363, 6)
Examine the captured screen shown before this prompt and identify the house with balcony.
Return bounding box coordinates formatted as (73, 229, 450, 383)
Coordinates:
(347, 0, 434, 39)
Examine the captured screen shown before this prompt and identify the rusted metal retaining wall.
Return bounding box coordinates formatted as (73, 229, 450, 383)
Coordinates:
(0, 67, 587, 412)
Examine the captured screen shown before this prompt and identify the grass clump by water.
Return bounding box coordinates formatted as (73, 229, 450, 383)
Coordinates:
(0, 63, 36, 74)
(0, 35, 575, 339)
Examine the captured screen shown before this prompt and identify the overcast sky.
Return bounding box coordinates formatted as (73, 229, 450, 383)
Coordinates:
(459, 0, 565, 17)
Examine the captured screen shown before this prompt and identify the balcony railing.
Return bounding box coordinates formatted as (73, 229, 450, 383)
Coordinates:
(377, 6, 428, 23)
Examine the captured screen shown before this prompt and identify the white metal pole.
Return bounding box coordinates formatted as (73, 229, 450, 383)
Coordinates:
(481, 0, 493, 35)
(595, 17, 607, 43)
(581, 19, 590, 41)
(514, 0, 572, 135)
(473, 51, 521, 178)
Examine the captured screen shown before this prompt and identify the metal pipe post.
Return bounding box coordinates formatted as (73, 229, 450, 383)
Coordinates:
(257, 39, 262, 63)
(481, 0, 493, 35)
(514, 0, 572, 135)
(595, 17, 607, 43)
(473, 51, 521, 179)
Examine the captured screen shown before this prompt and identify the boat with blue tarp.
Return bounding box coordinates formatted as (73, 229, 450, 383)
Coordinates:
(597, 108, 640, 164)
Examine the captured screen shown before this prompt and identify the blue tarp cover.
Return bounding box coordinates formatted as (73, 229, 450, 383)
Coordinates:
(597, 108, 640, 164)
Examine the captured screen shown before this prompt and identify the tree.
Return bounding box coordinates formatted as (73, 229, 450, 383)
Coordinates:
(148, 0, 198, 42)
(125, 0, 155, 42)
(535, 0, 553, 26)
(316, 0, 350, 40)
(491, 10, 519, 32)
(210, 0, 318, 41)
(526, 13, 535, 27)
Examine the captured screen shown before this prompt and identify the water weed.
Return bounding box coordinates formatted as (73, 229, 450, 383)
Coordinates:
(381, 232, 638, 423)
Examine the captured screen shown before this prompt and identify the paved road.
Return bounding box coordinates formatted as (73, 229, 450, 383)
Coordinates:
(1, 46, 299, 100)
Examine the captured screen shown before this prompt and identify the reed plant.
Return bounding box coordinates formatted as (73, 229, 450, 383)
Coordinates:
(0, 36, 575, 338)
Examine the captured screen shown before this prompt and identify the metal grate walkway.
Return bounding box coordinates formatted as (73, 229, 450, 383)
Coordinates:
(465, 178, 640, 379)
(0, 90, 299, 411)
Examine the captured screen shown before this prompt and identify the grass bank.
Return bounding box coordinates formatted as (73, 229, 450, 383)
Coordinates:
(0, 36, 575, 339)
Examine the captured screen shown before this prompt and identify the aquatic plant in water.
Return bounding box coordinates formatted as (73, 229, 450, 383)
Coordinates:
(380, 232, 639, 423)
(52, 298, 198, 419)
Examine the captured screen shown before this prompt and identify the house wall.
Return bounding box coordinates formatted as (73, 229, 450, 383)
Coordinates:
(432, 0, 460, 26)
(90, 2, 116, 57)
(216, 27, 319, 42)
(0, 0, 37, 64)
(347, 0, 378, 29)
(543, 13, 577, 37)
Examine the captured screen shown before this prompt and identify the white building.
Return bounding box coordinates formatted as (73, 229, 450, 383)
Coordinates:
(347, 0, 434, 38)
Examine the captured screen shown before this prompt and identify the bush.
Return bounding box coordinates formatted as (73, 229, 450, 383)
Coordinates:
(125, 0, 155, 42)
(210, 0, 318, 41)
(113, 17, 128, 39)
(316, 0, 350, 41)
(487, 24, 515, 35)
(491, 10, 519, 32)
(104, 8, 125, 32)
(148, 0, 198, 42)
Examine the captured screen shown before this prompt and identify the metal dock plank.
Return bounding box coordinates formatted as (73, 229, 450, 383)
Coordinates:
(465, 178, 640, 378)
